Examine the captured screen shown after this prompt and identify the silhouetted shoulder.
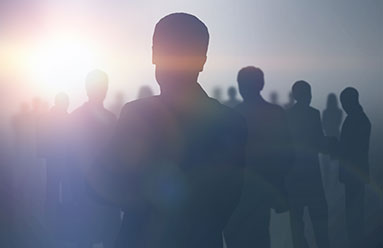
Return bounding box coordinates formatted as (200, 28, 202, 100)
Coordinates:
(209, 98, 247, 132)
(119, 96, 161, 120)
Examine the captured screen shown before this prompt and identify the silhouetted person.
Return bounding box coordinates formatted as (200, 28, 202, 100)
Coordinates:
(338, 87, 371, 248)
(286, 81, 330, 248)
(284, 91, 295, 109)
(224, 86, 241, 108)
(321, 93, 343, 187)
(323, 93, 343, 138)
(137, 85, 154, 99)
(39, 93, 70, 226)
(111, 92, 126, 117)
(89, 13, 247, 248)
(269, 91, 280, 106)
(224, 67, 294, 248)
(212, 86, 223, 103)
(70, 70, 121, 248)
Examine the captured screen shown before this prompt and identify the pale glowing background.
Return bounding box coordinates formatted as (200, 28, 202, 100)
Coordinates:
(0, 0, 382, 149)
(0, 0, 382, 243)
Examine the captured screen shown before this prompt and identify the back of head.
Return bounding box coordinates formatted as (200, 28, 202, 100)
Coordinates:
(237, 66, 264, 101)
(292, 80, 311, 106)
(85, 69, 109, 103)
(54, 92, 69, 111)
(340, 87, 360, 114)
(152, 13, 209, 86)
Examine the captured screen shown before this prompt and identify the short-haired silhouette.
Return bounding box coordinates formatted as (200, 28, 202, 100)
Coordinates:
(212, 87, 223, 103)
(224, 86, 241, 108)
(89, 13, 247, 248)
(70, 70, 121, 248)
(137, 85, 154, 99)
(338, 87, 371, 248)
(286, 80, 330, 248)
(224, 66, 294, 248)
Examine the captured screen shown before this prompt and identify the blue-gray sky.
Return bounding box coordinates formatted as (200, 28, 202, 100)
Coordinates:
(0, 0, 382, 111)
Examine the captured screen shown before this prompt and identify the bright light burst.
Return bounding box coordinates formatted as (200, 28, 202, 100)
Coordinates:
(27, 33, 100, 95)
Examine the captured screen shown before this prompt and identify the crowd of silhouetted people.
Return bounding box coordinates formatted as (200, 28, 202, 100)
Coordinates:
(0, 12, 381, 248)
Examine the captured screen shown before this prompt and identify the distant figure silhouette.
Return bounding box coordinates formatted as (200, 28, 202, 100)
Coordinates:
(269, 91, 280, 106)
(321, 93, 343, 187)
(70, 70, 121, 248)
(224, 67, 294, 248)
(224, 86, 241, 108)
(111, 92, 126, 117)
(338, 87, 371, 248)
(286, 81, 330, 248)
(284, 91, 295, 109)
(137, 85, 154, 99)
(212, 86, 223, 103)
(39, 93, 70, 228)
(323, 93, 343, 138)
(89, 13, 247, 248)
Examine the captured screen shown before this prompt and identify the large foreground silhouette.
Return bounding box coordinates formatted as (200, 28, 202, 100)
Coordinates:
(89, 13, 247, 248)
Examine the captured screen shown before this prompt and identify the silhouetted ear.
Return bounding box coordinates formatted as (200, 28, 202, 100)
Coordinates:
(198, 55, 207, 72)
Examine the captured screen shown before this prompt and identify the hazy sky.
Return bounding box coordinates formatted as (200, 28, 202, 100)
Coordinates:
(0, 0, 382, 111)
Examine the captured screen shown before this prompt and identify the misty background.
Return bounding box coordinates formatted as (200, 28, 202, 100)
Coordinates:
(0, 0, 382, 245)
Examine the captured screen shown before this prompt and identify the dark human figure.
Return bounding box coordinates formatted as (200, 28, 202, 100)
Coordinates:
(269, 91, 280, 106)
(111, 92, 126, 117)
(39, 93, 70, 220)
(338, 87, 371, 248)
(286, 81, 330, 248)
(89, 13, 247, 248)
(70, 70, 121, 248)
(137, 85, 154, 99)
(224, 86, 241, 108)
(284, 91, 295, 109)
(224, 67, 294, 248)
(321, 93, 343, 187)
(212, 86, 223, 103)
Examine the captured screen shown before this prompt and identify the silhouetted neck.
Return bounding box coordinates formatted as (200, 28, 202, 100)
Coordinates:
(86, 101, 104, 109)
(294, 102, 310, 109)
(160, 81, 206, 99)
(347, 104, 363, 116)
(243, 94, 265, 104)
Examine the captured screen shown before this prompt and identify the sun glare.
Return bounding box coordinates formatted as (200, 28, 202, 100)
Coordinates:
(27, 34, 100, 95)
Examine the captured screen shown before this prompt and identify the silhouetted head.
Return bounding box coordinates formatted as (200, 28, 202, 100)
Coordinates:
(85, 69, 108, 104)
(137, 85, 154, 99)
(228, 87, 237, 100)
(212, 87, 223, 102)
(340, 87, 360, 114)
(152, 13, 209, 88)
(292, 80, 311, 106)
(54, 92, 69, 112)
(237, 66, 264, 101)
(326, 93, 338, 109)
